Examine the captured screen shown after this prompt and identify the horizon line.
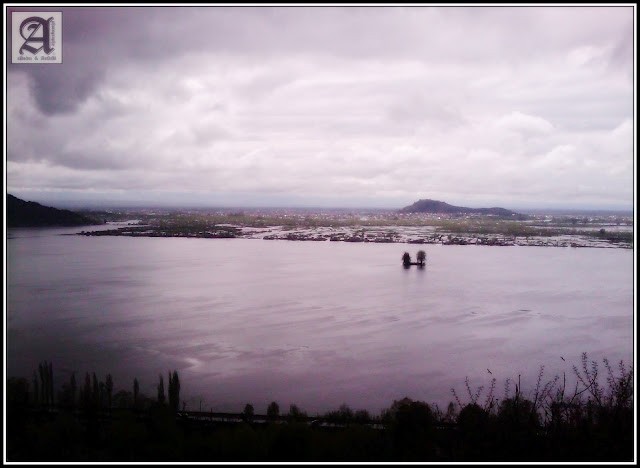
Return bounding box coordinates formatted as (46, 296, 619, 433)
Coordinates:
(6, 192, 634, 215)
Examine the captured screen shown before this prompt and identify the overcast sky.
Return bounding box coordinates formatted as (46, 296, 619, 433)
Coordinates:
(5, 5, 635, 210)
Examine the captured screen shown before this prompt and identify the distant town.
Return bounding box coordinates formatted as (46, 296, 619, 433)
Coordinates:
(7, 194, 632, 249)
(77, 205, 633, 249)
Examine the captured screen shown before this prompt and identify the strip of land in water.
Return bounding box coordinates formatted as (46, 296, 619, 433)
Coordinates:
(76, 208, 633, 249)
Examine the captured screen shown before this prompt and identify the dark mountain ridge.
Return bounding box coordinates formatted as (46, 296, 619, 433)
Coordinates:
(7, 194, 104, 227)
(399, 199, 524, 218)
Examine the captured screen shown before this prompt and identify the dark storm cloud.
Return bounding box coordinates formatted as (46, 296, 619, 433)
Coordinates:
(8, 7, 110, 114)
(7, 6, 190, 114)
(26, 66, 103, 115)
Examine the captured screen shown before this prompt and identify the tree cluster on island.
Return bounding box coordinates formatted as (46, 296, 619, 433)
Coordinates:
(402, 250, 426, 267)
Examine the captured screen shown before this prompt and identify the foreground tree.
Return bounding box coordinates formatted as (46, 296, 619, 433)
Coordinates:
(402, 252, 411, 267)
(82, 372, 91, 409)
(267, 401, 280, 420)
(70, 372, 77, 408)
(105, 374, 113, 409)
(288, 404, 307, 422)
(133, 378, 139, 408)
(243, 403, 255, 422)
(36, 361, 54, 406)
(168, 370, 180, 413)
(157, 375, 165, 404)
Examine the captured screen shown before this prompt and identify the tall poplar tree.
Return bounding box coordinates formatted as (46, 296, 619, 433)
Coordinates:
(157, 374, 165, 404)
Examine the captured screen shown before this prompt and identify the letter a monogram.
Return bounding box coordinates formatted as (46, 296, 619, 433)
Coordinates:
(19, 16, 54, 56)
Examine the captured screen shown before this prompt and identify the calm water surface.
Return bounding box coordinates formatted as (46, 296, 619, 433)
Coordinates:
(7, 226, 634, 414)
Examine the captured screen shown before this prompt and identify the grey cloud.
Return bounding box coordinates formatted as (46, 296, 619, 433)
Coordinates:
(387, 93, 465, 128)
(8, 7, 118, 114)
(55, 149, 142, 171)
(7, 6, 192, 115)
(607, 20, 634, 77)
(27, 66, 104, 115)
(6, 6, 634, 210)
(189, 124, 235, 146)
(9, 6, 633, 115)
(495, 112, 553, 135)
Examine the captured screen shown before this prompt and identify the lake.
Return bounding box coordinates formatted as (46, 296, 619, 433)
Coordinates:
(6, 225, 634, 415)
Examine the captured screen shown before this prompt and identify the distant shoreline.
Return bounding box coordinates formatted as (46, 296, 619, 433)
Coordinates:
(77, 225, 633, 249)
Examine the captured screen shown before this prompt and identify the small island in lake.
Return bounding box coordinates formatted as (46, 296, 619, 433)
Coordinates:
(402, 250, 427, 267)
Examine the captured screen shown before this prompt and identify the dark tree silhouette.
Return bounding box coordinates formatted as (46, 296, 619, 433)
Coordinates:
(106, 374, 113, 409)
(7, 377, 29, 410)
(168, 371, 173, 409)
(82, 372, 91, 409)
(92, 372, 99, 408)
(38, 363, 44, 404)
(168, 370, 180, 413)
(32, 371, 39, 405)
(354, 409, 371, 423)
(70, 372, 77, 408)
(38, 361, 52, 405)
(99, 381, 106, 407)
(157, 374, 165, 404)
(417, 250, 426, 266)
(402, 252, 411, 267)
(267, 401, 280, 419)
(326, 403, 354, 423)
(243, 403, 255, 422)
(288, 404, 307, 422)
(173, 371, 180, 407)
(69, 372, 78, 407)
(133, 378, 139, 408)
(5, 355, 635, 462)
(48, 362, 54, 405)
(384, 397, 436, 459)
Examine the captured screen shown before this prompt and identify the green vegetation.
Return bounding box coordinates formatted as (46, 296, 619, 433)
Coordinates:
(6, 354, 633, 462)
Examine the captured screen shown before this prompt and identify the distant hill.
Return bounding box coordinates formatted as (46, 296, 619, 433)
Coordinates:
(399, 199, 524, 218)
(7, 194, 104, 227)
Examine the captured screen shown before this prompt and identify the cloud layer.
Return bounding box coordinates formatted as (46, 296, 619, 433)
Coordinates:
(6, 6, 635, 209)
